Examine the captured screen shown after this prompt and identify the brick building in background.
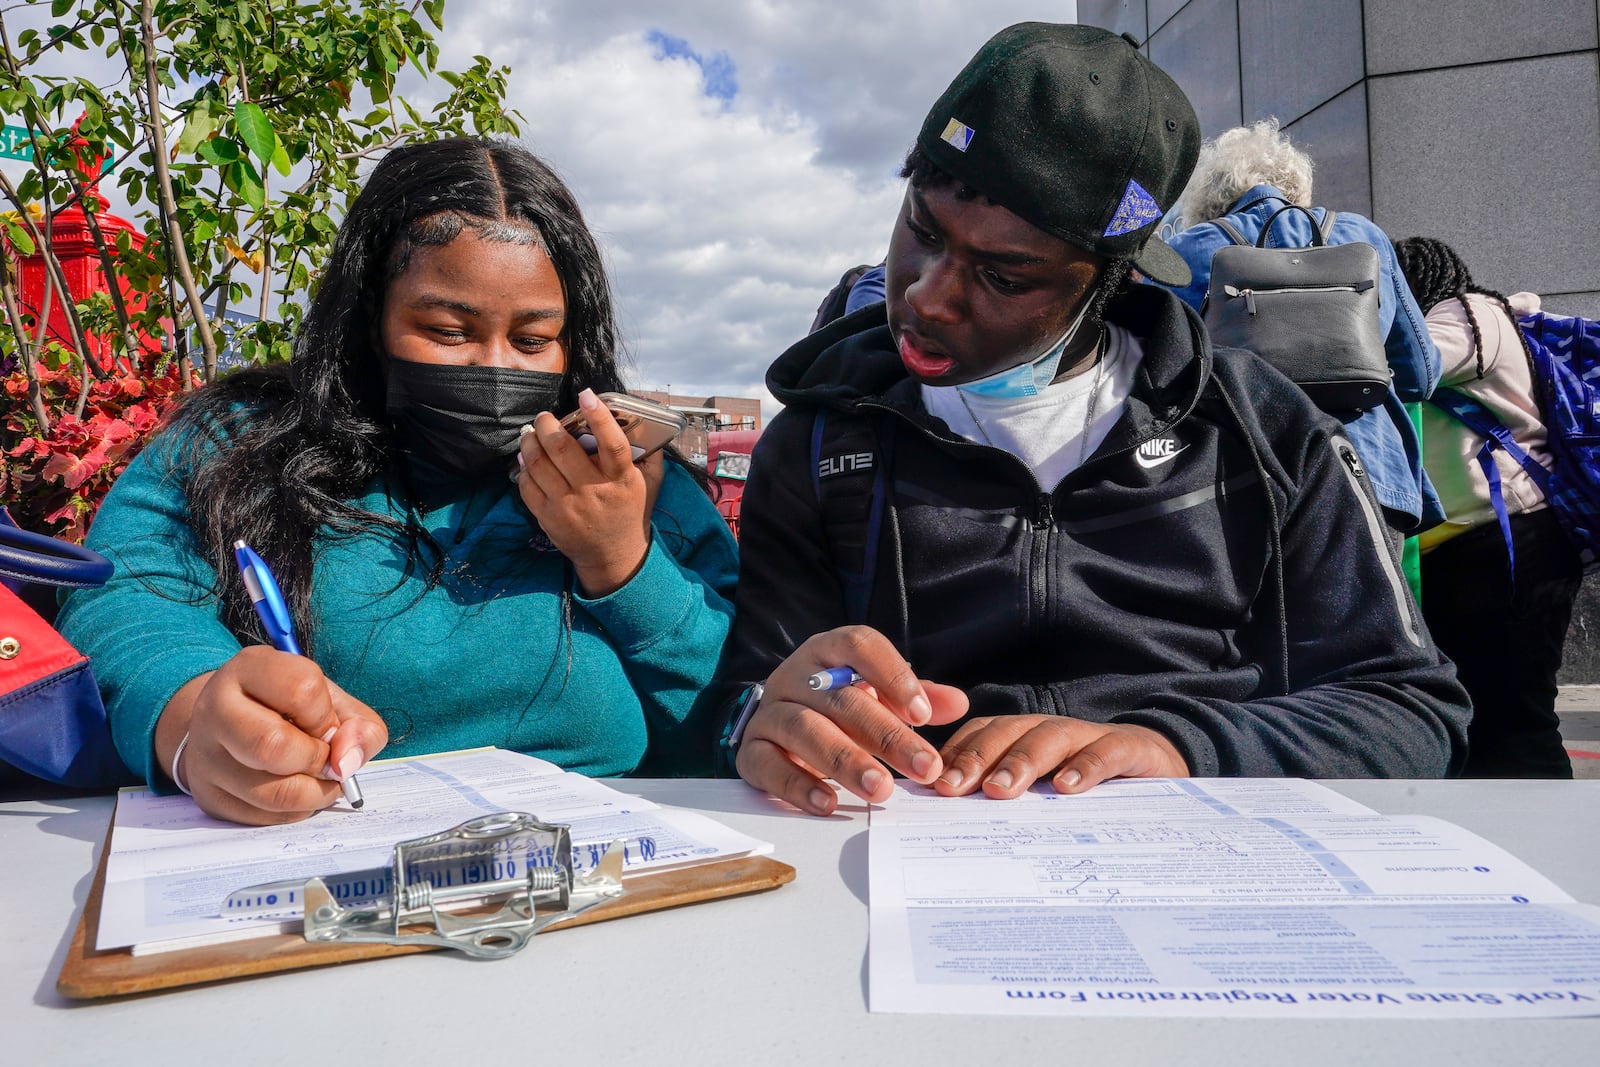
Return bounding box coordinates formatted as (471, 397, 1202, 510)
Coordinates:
(633, 391, 761, 468)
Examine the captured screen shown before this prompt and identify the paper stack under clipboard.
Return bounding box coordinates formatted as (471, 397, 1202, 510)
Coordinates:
(57, 748, 794, 998)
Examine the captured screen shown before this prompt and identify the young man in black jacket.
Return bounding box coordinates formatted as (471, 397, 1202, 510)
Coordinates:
(720, 23, 1471, 817)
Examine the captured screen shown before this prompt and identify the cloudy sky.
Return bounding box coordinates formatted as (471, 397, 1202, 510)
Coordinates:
(406, 1, 1083, 417)
(5, 2, 1084, 419)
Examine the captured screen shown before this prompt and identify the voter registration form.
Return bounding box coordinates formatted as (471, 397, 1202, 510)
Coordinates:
(99, 748, 772, 953)
(868, 778, 1600, 1018)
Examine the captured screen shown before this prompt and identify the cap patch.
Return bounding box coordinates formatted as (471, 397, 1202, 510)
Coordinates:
(1103, 178, 1162, 237)
(940, 118, 975, 152)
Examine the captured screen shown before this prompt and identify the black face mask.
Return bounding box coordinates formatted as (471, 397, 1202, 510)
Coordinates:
(383, 356, 566, 480)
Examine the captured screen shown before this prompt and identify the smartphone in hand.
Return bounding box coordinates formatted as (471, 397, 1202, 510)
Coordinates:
(560, 392, 687, 461)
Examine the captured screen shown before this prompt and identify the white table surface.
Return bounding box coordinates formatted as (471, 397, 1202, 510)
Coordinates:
(6, 778, 1600, 1065)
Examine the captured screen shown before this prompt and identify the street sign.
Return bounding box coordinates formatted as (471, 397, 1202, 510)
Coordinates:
(0, 122, 115, 175)
(1, 123, 42, 162)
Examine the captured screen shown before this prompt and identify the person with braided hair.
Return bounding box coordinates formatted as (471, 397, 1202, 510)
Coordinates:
(1395, 235, 1580, 778)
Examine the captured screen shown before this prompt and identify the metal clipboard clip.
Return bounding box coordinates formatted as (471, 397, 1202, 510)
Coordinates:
(231, 811, 627, 959)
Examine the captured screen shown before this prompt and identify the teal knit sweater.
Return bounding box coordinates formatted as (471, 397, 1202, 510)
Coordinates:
(56, 437, 739, 786)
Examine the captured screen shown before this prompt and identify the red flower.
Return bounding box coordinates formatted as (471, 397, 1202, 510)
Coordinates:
(41, 449, 102, 490)
(1, 361, 196, 541)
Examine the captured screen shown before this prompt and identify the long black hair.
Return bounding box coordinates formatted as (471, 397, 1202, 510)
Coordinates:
(163, 138, 633, 649)
(1393, 235, 1532, 383)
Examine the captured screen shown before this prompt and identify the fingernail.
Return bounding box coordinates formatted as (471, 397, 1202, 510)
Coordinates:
(808, 787, 833, 813)
(519, 423, 535, 437)
(1060, 768, 1083, 790)
(986, 768, 1014, 791)
(910, 693, 933, 725)
(336, 746, 365, 781)
(579, 387, 599, 410)
(940, 769, 964, 791)
(860, 767, 886, 796)
(516, 451, 525, 469)
(910, 750, 937, 780)
(320, 727, 336, 743)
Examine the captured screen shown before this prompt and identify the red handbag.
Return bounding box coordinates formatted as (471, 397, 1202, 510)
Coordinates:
(0, 510, 136, 787)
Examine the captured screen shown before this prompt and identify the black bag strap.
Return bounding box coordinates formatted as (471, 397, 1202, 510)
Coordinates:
(809, 409, 892, 625)
(1213, 217, 1250, 247)
(1256, 204, 1327, 248)
(0, 510, 113, 589)
(1213, 201, 1335, 250)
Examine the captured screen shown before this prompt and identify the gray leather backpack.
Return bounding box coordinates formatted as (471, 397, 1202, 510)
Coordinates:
(1202, 203, 1389, 413)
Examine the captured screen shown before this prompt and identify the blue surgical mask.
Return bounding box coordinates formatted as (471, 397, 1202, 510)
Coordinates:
(958, 283, 1100, 399)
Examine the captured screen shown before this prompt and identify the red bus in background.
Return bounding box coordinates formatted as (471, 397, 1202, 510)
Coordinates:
(706, 428, 761, 539)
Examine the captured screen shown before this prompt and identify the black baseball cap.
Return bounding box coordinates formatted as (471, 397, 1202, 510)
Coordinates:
(916, 23, 1201, 286)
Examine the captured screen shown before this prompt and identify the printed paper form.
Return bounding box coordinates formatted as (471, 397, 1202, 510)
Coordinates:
(872, 776, 1382, 825)
(868, 778, 1600, 1018)
(97, 748, 772, 952)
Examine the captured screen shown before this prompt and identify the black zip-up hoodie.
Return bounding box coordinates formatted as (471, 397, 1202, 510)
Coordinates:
(723, 284, 1470, 777)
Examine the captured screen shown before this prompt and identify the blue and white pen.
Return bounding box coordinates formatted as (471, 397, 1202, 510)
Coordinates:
(233, 540, 364, 810)
(806, 666, 864, 691)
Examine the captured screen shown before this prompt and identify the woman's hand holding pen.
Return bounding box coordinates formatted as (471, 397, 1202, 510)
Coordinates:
(153, 646, 389, 825)
(515, 388, 664, 598)
(734, 625, 968, 816)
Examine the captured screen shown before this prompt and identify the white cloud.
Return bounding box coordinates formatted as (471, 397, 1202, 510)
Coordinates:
(418, 2, 1081, 419)
(7, 1, 1082, 422)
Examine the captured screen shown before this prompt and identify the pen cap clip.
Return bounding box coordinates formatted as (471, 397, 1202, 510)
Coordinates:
(238, 563, 265, 602)
(234, 540, 301, 654)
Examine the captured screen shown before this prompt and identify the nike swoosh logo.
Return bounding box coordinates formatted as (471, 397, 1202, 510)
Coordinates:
(1134, 444, 1189, 470)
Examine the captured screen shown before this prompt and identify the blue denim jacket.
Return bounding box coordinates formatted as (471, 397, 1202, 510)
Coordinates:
(1166, 185, 1443, 529)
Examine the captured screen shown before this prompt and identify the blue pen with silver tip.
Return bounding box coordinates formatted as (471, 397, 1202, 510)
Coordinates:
(234, 540, 364, 810)
(807, 666, 864, 691)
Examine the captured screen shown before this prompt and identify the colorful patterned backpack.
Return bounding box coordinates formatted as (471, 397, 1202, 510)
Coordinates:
(1430, 310, 1600, 575)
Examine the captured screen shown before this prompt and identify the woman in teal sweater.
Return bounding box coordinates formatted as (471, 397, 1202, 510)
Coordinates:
(57, 139, 737, 824)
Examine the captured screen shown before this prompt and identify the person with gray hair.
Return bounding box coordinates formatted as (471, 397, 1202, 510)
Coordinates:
(1176, 119, 1315, 229)
(1164, 119, 1443, 548)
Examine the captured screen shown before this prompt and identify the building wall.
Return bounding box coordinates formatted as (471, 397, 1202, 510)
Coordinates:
(633, 391, 761, 431)
(1081, 0, 1600, 313)
(1080, 0, 1600, 680)
(631, 390, 762, 469)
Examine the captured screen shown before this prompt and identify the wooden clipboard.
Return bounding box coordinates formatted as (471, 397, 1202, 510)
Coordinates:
(57, 818, 795, 999)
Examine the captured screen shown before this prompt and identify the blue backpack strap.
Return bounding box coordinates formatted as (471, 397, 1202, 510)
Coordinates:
(1431, 386, 1553, 582)
(809, 410, 827, 501)
(809, 408, 891, 625)
(1430, 388, 1551, 492)
(1476, 436, 1516, 581)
